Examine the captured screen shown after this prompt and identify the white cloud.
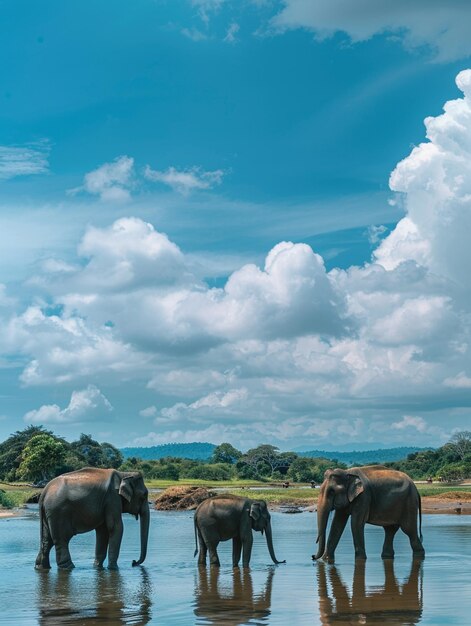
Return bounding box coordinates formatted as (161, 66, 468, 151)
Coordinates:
(0, 142, 49, 180)
(69, 156, 134, 202)
(392, 415, 427, 433)
(224, 22, 240, 43)
(181, 27, 208, 41)
(375, 70, 471, 290)
(191, 0, 228, 23)
(5, 72, 471, 447)
(2, 305, 149, 386)
(24, 385, 112, 424)
(367, 224, 387, 245)
(144, 165, 224, 195)
(139, 406, 158, 418)
(444, 372, 471, 389)
(270, 1, 471, 61)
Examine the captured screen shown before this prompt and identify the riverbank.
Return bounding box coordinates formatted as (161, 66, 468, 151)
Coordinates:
(148, 485, 471, 514)
(0, 508, 23, 518)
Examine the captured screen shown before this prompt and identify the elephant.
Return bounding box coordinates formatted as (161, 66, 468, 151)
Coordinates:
(194, 565, 274, 625)
(312, 466, 424, 562)
(317, 559, 423, 625)
(193, 494, 285, 567)
(35, 467, 150, 570)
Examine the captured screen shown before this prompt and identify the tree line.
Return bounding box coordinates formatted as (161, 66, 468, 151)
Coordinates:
(0, 426, 123, 484)
(1, 426, 470, 484)
(387, 431, 471, 481)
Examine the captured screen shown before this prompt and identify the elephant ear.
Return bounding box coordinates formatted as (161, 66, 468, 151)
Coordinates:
(249, 502, 262, 521)
(118, 475, 134, 503)
(347, 474, 364, 502)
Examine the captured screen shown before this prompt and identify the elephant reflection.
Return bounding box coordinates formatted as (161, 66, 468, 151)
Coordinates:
(194, 566, 274, 625)
(317, 559, 423, 625)
(36, 568, 152, 626)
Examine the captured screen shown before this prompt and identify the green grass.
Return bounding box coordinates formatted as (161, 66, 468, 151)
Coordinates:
(224, 488, 316, 505)
(145, 478, 271, 489)
(0, 483, 37, 509)
(417, 485, 471, 498)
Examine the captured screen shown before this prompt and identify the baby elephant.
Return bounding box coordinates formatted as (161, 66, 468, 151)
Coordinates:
(194, 494, 285, 568)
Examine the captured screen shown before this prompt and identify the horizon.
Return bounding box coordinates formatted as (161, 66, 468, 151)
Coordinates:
(1, 2, 471, 450)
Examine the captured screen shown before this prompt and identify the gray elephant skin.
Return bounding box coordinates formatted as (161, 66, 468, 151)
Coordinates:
(35, 467, 150, 570)
(194, 494, 285, 567)
(313, 465, 424, 562)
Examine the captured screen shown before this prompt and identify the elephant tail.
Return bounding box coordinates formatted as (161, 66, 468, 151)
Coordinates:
(418, 493, 423, 542)
(193, 516, 199, 558)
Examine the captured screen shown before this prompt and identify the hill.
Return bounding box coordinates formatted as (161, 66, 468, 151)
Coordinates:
(299, 447, 431, 465)
(120, 442, 216, 461)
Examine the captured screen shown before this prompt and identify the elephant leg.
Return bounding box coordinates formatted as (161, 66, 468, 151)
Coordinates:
(55, 540, 75, 570)
(35, 519, 53, 570)
(94, 524, 109, 568)
(350, 514, 367, 560)
(107, 518, 124, 570)
(242, 533, 253, 568)
(324, 510, 349, 562)
(232, 537, 242, 567)
(401, 517, 425, 558)
(49, 519, 75, 569)
(381, 525, 399, 559)
(207, 541, 220, 567)
(197, 528, 208, 566)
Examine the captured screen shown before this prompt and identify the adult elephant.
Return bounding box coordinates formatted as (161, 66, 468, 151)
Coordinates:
(312, 466, 424, 562)
(194, 494, 285, 567)
(35, 468, 150, 570)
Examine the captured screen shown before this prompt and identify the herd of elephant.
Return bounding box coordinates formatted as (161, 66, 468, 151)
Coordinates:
(34, 464, 425, 571)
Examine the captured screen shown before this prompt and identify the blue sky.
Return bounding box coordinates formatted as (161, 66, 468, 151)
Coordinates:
(1, 1, 471, 450)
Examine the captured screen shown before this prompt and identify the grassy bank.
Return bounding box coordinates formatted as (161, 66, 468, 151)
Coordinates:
(0, 483, 37, 509)
(2, 480, 471, 511)
(145, 479, 270, 489)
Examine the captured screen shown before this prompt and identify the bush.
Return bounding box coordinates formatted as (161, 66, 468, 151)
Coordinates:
(182, 463, 234, 481)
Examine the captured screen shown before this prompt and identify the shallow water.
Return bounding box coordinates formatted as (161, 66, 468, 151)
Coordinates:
(1, 509, 470, 625)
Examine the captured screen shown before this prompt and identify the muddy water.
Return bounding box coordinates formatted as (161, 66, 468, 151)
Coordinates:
(1, 509, 470, 625)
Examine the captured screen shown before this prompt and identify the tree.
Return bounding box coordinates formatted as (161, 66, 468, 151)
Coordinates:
(18, 434, 67, 482)
(70, 434, 123, 468)
(211, 443, 242, 465)
(242, 445, 297, 477)
(0, 425, 69, 481)
(449, 431, 471, 461)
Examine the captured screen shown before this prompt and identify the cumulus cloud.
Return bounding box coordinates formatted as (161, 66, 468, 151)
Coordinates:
(443, 372, 471, 389)
(144, 165, 224, 195)
(392, 415, 427, 433)
(270, 1, 471, 61)
(139, 405, 158, 418)
(1, 305, 149, 386)
(24, 385, 112, 424)
(0, 142, 49, 180)
(69, 156, 134, 201)
(375, 70, 471, 290)
(4, 72, 471, 447)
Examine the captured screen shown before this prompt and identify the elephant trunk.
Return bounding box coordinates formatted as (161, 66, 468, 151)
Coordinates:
(313, 489, 332, 560)
(132, 500, 150, 567)
(265, 520, 285, 565)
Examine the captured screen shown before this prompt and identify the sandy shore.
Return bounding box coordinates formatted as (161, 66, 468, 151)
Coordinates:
(421, 497, 471, 514)
(272, 497, 471, 515)
(0, 508, 25, 519)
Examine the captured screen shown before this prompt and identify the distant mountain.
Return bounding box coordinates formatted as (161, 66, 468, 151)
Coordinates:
(299, 447, 432, 465)
(121, 442, 431, 464)
(121, 442, 216, 461)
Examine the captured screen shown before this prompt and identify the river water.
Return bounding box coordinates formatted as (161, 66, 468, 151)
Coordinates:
(1, 509, 470, 625)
